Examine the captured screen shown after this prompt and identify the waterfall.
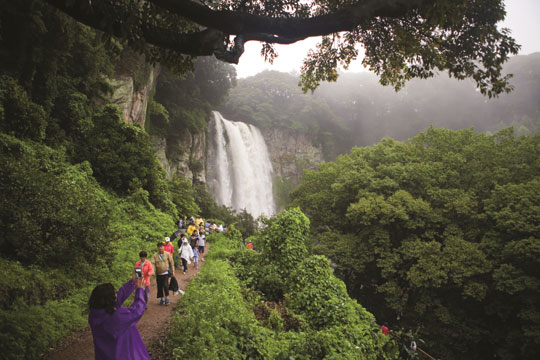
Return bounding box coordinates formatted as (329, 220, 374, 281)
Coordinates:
(207, 111, 275, 218)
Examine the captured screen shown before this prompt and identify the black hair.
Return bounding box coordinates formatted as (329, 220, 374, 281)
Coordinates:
(139, 251, 147, 258)
(157, 242, 164, 248)
(89, 283, 116, 314)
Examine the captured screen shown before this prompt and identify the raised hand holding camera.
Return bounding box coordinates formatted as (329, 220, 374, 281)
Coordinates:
(133, 266, 145, 288)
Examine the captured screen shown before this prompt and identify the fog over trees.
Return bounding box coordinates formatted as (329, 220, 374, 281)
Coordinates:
(220, 52, 540, 157)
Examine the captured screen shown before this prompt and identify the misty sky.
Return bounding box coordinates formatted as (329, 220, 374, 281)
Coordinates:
(234, 0, 540, 78)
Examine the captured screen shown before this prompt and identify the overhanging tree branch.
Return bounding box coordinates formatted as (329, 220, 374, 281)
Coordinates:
(44, 0, 433, 62)
(148, 0, 433, 37)
(42, 0, 519, 95)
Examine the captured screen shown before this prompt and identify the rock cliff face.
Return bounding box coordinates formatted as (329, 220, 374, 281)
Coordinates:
(107, 64, 322, 188)
(108, 62, 206, 184)
(150, 117, 323, 196)
(262, 128, 324, 186)
(109, 64, 160, 126)
(150, 131, 206, 183)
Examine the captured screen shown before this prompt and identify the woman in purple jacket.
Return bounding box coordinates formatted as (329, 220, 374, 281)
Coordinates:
(88, 275, 149, 360)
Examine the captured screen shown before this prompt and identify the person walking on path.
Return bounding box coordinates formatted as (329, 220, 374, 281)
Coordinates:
(178, 218, 185, 231)
(177, 233, 187, 249)
(192, 246, 199, 269)
(163, 237, 174, 255)
(187, 219, 198, 236)
(134, 251, 154, 305)
(170, 229, 182, 244)
(198, 229, 206, 262)
(88, 273, 149, 360)
(189, 230, 199, 250)
(163, 236, 176, 269)
(151, 242, 175, 305)
(178, 238, 194, 274)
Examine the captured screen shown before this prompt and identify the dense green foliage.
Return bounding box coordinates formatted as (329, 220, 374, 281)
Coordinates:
(168, 209, 397, 359)
(168, 176, 201, 217)
(0, 131, 175, 359)
(290, 127, 540, 359)
(0, 134, 111, 270)
(0, 0, 174, 214)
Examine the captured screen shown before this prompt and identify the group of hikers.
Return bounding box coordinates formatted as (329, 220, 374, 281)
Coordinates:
(87, 216, 228, 359)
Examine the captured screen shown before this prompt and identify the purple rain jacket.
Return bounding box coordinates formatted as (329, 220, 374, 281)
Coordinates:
(88, 281, 150, 360)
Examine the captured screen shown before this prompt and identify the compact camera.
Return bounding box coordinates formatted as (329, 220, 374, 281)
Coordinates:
(134, 266, 143, 280)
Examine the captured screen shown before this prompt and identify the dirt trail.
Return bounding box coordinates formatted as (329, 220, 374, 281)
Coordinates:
(43, 244, 209, 360)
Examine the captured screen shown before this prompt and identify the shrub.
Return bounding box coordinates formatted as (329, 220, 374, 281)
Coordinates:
(169, 260, 275, 359)
(258, 208, 309, 278)
(0, 134, 113, 271)
(0, 297, 87, 360)
(168, 176, 200, 218)
(0, 75, 47, 141)
(146, 98, 170, 137)
(76, 105, 175, 214)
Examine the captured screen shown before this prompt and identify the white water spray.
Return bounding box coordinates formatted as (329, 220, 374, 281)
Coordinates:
(207, 111, 275, 218)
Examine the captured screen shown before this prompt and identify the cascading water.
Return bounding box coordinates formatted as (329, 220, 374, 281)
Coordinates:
(207, 111, 275, 218)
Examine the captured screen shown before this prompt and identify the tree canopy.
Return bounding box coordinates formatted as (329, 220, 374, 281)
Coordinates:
(290, 127, 540, 359)
(45, 0, 519, 94)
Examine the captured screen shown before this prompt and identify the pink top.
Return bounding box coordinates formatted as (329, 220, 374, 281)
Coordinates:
(134, 260, 154, 286)
(163, 243, 174, 255)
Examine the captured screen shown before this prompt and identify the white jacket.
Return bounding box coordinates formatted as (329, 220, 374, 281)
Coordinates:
(179, 244, 194, 264)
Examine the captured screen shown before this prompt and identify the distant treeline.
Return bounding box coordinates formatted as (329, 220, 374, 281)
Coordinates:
(220, 53, 540, 159)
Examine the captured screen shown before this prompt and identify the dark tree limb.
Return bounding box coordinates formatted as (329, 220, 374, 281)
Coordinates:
(148, 0, 433, 37)
(44, 0, 434, 63)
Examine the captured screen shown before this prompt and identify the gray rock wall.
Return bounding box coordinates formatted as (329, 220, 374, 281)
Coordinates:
(262, 128, 324, 186)
(107, 62, 205, 184)
(150, 131, 207, 184)
(109, 64, 161, 126)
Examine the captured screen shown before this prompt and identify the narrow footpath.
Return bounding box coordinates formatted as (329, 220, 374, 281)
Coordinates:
(43, 243, 209, 360)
